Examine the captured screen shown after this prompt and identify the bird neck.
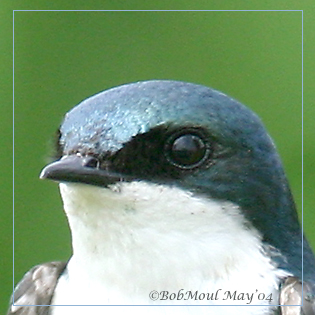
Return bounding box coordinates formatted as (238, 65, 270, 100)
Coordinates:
(59, 182, 288, 299)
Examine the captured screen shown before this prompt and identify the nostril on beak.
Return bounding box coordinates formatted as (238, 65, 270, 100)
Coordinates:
(83, 156, 99, 168)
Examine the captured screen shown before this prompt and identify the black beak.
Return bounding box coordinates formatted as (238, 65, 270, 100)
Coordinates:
(40, 155, 124, 187)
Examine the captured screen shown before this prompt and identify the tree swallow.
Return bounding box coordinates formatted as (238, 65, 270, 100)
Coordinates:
(8, 80, 315, 315)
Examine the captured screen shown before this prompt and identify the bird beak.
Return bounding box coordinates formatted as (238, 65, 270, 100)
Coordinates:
(40, 155, 124, 187)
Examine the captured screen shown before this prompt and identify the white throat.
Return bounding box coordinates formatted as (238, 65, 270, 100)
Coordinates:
(51, 181, 289, 314)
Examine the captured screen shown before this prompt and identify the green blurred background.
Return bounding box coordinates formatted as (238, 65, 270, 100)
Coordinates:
(2, 2, 315, 312)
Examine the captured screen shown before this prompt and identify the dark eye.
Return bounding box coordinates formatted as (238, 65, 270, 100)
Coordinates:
(165, 131, 211, 169)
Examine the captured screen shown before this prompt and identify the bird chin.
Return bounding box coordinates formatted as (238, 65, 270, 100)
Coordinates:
(58, 182, 123, 213)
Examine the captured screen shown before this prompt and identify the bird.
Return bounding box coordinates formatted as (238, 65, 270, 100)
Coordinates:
(8, 80, 315, 315)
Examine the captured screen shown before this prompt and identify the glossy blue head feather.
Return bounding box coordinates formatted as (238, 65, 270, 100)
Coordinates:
(60, 80, 273, 156)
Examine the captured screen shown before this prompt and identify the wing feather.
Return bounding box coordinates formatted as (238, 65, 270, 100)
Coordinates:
(280, 277, 315, 315)
(7, 261, 67, 315)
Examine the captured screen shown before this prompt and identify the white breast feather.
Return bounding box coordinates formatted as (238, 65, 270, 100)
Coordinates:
(51, 182, 290, 315)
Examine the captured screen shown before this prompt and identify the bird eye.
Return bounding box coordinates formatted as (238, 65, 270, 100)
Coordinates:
(165, 131, 211, 169)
